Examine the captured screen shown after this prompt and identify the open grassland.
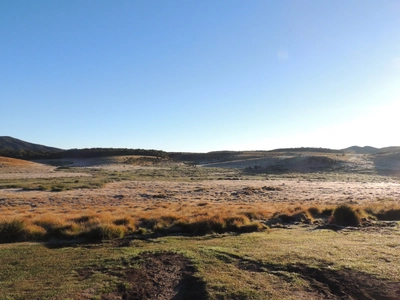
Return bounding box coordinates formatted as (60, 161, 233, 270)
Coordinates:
(1, 228, 399, 299)
(1, 158, 400, 298)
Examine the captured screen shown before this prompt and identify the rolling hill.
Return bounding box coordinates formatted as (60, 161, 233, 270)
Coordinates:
(0, 136, 62, 152)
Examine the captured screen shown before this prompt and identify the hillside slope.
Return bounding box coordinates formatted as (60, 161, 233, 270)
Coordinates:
(0, 136, 62, 152)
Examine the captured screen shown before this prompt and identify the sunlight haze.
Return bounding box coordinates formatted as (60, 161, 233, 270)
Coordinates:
(2, 1, 400, 151)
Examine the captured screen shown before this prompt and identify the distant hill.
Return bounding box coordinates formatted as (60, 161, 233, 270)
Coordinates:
(376, 146, 400, 154)
(2, 136, 400, 162)
(341, 146, 400, 154)
(50, 148, 168, 159)
(269, 147, 343, 154)
(342, 146, 378, 154)
(0, 137, 167, 160)
(0, 136, 62, 153)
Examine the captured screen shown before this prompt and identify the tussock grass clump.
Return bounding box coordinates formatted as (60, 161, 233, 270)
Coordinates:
(364, 203, 400, 221)
(99, 224, 126, 240)
(140, 214, 180, 232)
(242, 210, 269, 220)
(271, 210, 314, 224)
(141, 213, 265, 235)
(0, 219, 27, 243)
(307, 206, 321, 216)
(292, 211, 314, 224)
(330, 205, 361, 227)
(375, 209, 400, 221)
(113, 217, 131, 226)
(225, 215, 264, 233)
(71, 215, 96, 223)
(187, 215, 227, 235)
(321, 208, 334, 216)
(32, 215, 73, 239)
(186, 215, 264, 235)
(25, 224, 47, 240)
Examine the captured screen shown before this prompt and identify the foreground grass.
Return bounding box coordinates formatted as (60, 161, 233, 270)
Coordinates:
(0, 227, 399, 299)
(2, 164, 400, 298)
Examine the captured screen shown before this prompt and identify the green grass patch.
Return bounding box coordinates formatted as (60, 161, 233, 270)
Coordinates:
(1, 227, 399, 299)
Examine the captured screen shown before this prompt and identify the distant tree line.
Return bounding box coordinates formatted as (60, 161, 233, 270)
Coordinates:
(169, 151, 241, 163)
(0, 148, 168, 160)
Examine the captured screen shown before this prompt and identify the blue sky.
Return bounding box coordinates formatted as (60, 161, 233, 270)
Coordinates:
(2, 1, 400, 152)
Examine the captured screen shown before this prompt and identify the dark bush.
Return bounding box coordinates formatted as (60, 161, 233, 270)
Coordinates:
(331, 205, 361, 226)
(0, 220, 27, 243)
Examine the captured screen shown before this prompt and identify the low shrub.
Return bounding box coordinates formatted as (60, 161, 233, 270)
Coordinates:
(0, 219, 27, 243)
(330, 205, 361, 227)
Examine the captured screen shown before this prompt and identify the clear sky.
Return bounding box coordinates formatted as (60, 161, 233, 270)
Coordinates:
(2, 1, 400, 152)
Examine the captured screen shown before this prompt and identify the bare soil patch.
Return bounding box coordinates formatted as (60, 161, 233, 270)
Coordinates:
(75, 252, 207, 300)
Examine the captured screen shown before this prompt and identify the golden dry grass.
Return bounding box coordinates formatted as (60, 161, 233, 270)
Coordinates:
(1, 193, 399, 243)
(1, 160, 400, 242)
(0, 156, 41, 167)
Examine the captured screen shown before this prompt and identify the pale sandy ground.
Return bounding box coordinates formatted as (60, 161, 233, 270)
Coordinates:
(1, 155, 399, 214)
(0, 169, 90, 179)
(1, 179, 399, 212)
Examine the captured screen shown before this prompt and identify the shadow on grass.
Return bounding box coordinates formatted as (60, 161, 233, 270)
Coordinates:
(213, 250, 400, 300)
(42, 230, 249, 249)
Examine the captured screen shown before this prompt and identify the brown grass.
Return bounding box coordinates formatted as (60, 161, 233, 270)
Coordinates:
(1, 199, 399, 243)
(2, 162, 400, 242)
(0, 156, 36, 166)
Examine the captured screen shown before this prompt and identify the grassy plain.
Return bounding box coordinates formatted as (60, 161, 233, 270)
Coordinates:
(0, 156, 400, 299)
